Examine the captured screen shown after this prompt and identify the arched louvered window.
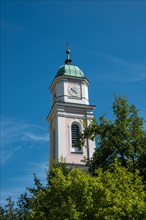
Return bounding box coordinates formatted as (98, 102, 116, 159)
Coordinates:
(71, 123, 80, 148)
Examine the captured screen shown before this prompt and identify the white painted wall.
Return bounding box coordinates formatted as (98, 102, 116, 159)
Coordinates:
(52, 79, 89, 105)
(48, 75, 96, 165)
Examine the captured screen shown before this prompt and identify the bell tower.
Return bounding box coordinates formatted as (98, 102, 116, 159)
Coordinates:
(47, 48, 96, 165)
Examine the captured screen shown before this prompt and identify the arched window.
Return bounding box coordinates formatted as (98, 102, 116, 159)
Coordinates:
(71, 123, 80, 149)
(71, 123, 83, 153)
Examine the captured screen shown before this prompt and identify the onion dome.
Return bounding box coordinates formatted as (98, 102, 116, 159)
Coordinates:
(55, 47, 84, 78)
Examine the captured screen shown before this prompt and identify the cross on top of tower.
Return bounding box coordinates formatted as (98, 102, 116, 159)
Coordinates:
(65, 43, 72, 65)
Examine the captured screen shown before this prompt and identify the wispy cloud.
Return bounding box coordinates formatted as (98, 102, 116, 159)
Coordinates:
(23, 132, 49, 142)
(92, 52, 145, 83)
(0, 117, 49, 165)
(1, 145, 22, 165)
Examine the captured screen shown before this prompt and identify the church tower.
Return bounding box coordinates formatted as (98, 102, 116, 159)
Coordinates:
(47, 48, 96, 165)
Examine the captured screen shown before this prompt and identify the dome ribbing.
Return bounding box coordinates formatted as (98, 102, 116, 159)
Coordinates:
(55, 64, 84, 78)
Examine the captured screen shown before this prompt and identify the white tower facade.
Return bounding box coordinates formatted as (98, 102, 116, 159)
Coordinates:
(47, 49, 96, 165)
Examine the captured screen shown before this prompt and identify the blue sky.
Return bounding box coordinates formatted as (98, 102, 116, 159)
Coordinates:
(1, 1, 145, 206)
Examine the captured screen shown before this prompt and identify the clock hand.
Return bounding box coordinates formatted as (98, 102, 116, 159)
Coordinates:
(71, 88, 77, 94)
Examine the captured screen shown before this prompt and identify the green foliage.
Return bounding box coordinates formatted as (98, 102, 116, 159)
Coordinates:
(1, 160, 146, 219)
(1, 96, 146, 219)
(0, 206, 6, 220)
(81, 95, 146, 179)
(0, 195, 32, 220)
(48, 157, 70, 182)
(30, 162, 146, 220)
(1, 196, 17, 220)
(16, 193, 32, 220)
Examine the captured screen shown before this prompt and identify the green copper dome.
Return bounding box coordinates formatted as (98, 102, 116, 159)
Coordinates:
(56, 64, 84, 78)
(54, 47, 84, 78)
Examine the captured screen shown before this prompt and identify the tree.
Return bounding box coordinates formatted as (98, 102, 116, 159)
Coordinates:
(30, 162, 146, 220)
(0, 206, 6, 220)
(48, 157, 70, 181)
(0, 176, 37, 220)
(1, 96, 146, 219)
(4, 196, 17, 220)
(16, 193, 32, 220)
(80, 95, 146, 179)
(1, 160, 146, 219)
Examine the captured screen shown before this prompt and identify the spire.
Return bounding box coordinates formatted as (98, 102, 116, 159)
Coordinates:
(65, 43, 72, 65)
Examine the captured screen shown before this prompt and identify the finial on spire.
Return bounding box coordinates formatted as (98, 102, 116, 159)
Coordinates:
(65, 43, 72, 64)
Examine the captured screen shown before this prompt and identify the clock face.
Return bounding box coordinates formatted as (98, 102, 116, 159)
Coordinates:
(68, 84, 81, 97)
